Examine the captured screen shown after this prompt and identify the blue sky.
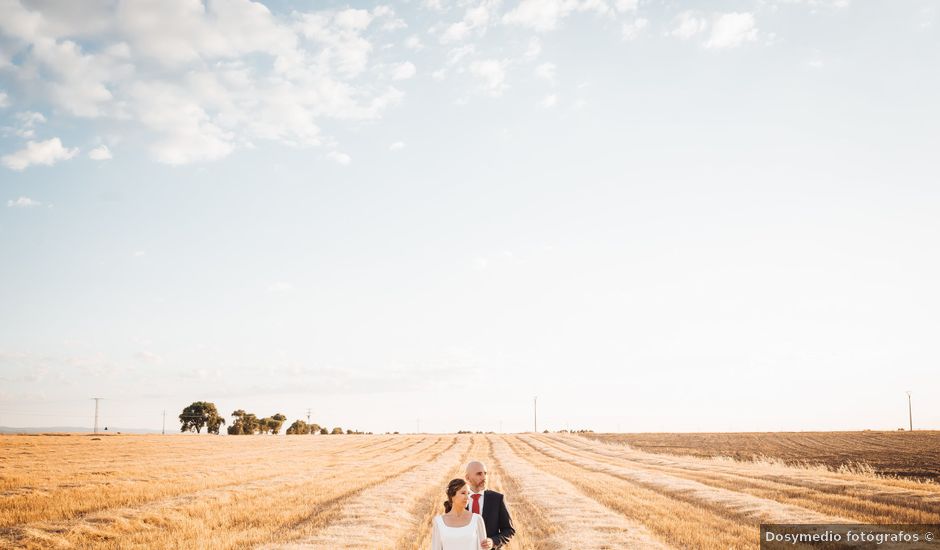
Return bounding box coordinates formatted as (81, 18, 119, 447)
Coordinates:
(1, 0, 938, 433)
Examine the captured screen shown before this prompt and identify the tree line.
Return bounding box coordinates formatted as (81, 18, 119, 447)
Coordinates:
(178, 401, 359, 435)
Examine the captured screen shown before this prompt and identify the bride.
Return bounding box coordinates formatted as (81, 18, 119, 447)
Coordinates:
(430, 478, 491, 550)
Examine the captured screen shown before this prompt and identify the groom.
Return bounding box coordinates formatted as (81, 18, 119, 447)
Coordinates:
(466, 460, 515, 549)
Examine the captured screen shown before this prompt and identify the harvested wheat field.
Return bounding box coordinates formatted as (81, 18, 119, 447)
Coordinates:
(1, 432, 938, 549)
(583, 431, 940, 482)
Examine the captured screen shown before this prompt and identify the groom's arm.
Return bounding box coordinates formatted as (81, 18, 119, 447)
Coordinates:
(492, 495, 515, 546)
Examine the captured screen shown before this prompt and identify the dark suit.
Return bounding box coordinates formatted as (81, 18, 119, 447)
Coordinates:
(470, 490, 515, 548)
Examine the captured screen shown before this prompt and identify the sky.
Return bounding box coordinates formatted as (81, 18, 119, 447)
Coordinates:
(1, 0, 938, 434)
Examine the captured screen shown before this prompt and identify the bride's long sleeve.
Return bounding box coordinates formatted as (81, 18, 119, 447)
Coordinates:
(475, 515, 487, 545)
(430, 517, 442, 550)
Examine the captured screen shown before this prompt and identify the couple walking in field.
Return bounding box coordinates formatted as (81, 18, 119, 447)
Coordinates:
(430, 461, 515, 550)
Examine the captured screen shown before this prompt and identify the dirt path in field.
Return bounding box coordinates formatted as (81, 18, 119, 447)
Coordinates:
(556, 434, 940, 523)
(519, 435, 849, 524)
(502, 435, 756, 549)
(489, 435, 675, 549)
(482, 434, 557, 550)
(265, 436, 473, 549)
(2, 436, 449, 549)
(403, 436, 490, 550)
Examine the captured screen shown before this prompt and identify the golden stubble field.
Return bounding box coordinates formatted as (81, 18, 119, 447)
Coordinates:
(584, 431, 940, 482)
(1, 432, 938, 549)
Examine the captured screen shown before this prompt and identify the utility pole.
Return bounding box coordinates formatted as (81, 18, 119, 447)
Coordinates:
(92, 398, 103, 435)
(908, 392, 913, 431)
(162, 410, 166, 435)
(534, 396, 538, 433)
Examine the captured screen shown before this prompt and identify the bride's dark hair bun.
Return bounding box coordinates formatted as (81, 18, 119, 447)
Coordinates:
(443, 478, 467, 513)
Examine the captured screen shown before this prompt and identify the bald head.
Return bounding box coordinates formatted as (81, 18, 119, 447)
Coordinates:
(465, 461, 486, 475)
(465, 460, 487, 492)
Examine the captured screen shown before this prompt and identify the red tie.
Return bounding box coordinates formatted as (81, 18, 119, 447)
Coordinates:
(471, 494, 481, 514)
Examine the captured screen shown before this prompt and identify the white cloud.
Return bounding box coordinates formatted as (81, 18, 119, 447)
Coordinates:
(133, 250, 146, 257)
(622, 17, 648, 40)
(441, 21, 472, 43)
(12, 111, 46, 138)
(0, 3, 410, 166)
(503, 0, 608, 32)
(404, 35, 424, 50)
(0, 1, 44, 43)
(433, 45, 477, 80)
(117, 0, 298, 67)
(470, 59, 509, 96)
(447, 45, 476, 66)
(383, 19, 408, 31)
(327, 151, 352, 165)
(541, 94, 558, 108)
(2, 138, 78, 171)
(0, 91, 9, 108)
(372, 5, 394, 18)
(16, 2, 114, 39)
(16, 111, 46, 125)
(6, 196, 42, 208)
(580, 0, 611, 16)
(392, 61, 417, 80)
(32, 38, 118, 117)
(389, 141, 406, 151)
(535, 62, 556, 82)
(615, 0, 638, 13)
(375, 6, 407, 31)
(669, 11, 707, 40)
(89, 145, 112, 160)
(441, 0, 499, 43)
(524, 37, 542, 60)
(778, 0, 850, 8)
(0, 2, 120, 117)
(503, 0, 579, 32)
(705, 13, 758, 49)
(298, 10, 375, 77)
(130, 81, 235, 165)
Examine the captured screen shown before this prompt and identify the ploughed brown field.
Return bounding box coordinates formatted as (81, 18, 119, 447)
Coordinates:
(1, 432, 938, 549)
(583, 431, 940, 482)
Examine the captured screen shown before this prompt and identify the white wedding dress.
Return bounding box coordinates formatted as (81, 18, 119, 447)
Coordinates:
(430, 513, 487, 550)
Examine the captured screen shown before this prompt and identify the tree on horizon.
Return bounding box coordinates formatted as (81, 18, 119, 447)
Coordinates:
(179, 402, 225, 434)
